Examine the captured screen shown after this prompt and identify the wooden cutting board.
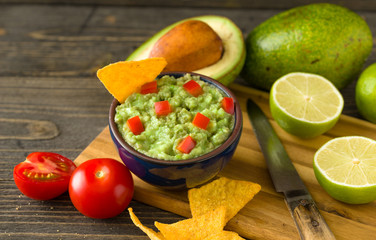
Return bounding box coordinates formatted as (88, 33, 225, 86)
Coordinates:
(74, 84, 376, 240)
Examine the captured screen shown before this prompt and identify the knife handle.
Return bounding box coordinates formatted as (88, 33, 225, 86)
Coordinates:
(285, 198, 336, 240)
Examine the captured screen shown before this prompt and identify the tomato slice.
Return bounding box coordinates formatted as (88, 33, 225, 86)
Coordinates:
(127, 115, 144, 135)
(155, 100, 172, 116)
(69, 158, 134, 219)
(192, 112, 210, 130)
(221, 97, 235, 114)
(13, 152, 76, 200)
(177, 136, 196, 154)
(140, 81, 158, 94)
(183, 80, 203, 97)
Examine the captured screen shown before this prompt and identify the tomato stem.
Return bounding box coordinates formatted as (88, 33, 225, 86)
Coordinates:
(96, 171, 104, 178)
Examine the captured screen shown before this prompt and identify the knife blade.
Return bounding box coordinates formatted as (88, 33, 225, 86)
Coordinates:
(246, 98, 336, 240)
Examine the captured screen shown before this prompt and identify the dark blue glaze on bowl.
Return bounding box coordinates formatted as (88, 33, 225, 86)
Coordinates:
(109, 72, 243, 190)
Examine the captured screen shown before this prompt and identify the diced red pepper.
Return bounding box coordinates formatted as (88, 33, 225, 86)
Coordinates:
(221, 97, 234, 115)
(183, 80, 203, 97)
(126, 115, 144, 135)
(140, 81, 158, 94)
(192, 112, 210, 130)
(177, 136, 196, 154)
(155, 100, 172, 116)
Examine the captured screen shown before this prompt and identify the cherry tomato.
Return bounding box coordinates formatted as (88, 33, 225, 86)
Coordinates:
(13, 152, 76, 200)
(69, 158, 134, 219)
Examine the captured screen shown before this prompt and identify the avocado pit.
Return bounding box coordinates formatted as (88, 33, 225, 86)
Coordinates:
(127, 15, 246, 86)
(149, 20, 224, 72)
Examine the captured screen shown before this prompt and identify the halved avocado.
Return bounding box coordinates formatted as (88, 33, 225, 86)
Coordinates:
(127, 15, 245, 86)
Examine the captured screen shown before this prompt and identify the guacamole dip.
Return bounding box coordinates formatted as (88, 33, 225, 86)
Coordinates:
(115, 74, 235, 160)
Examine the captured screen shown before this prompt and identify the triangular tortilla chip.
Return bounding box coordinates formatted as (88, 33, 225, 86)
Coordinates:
(188, 177, 261, 223)
(204, 231, 246, 240)
(155, 206, 226, 240)
(128, 208, 166, 240)
(97, 57, 167, 103)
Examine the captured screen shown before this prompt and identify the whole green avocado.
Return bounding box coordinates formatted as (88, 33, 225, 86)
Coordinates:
(242, 3, 373, 91)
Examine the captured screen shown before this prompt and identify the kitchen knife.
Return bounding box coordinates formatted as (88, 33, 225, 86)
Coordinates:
(246, 98, 336, 240)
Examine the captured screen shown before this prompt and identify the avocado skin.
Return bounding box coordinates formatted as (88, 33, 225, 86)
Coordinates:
(242, 3, 373, 91)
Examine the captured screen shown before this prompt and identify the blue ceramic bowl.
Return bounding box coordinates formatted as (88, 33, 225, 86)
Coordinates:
(109, 72, 242, 190)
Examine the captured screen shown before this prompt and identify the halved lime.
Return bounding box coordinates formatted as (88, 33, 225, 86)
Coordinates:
(270, 72, 344, 138)
(314, 136, 376, 204)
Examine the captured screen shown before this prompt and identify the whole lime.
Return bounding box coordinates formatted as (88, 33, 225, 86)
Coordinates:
(356, 63, 376, 123)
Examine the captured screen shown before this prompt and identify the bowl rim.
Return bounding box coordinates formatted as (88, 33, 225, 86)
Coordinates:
(109, 71, 242, 166)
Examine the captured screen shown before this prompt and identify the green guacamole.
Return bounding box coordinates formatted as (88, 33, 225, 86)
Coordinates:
(115, 74, 235, 160)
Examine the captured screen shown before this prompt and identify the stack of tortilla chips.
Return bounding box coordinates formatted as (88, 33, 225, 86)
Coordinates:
(128, 177, 261, 240)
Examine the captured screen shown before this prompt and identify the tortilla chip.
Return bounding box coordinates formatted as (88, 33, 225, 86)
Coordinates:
(128, 208, 166, 240)
(155, 206, 226, 240)
(188, 177, 261, 223)
(204, 231, 245, 240)
(97, 57, 167, 103)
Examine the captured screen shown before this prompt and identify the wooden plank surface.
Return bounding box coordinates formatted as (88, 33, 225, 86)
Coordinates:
(74, 84, 376, 240)
(1, 2, 376, 239)
(4, 0, 376, 11)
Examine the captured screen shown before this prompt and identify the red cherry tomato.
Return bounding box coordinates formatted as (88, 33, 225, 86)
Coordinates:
(127, 115, 144, 135)
(13, 152, 76, 200)
(69, 158, 134, 219)
(177, 136, 196, 154)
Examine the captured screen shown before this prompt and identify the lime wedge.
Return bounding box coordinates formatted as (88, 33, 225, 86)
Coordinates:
(270, 72, 344, 138)
(314, 136, 376, 204)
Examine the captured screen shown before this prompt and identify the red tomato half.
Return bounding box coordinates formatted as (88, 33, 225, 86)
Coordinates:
(69, 158, 134, 219)
(13, 152, 76, 200)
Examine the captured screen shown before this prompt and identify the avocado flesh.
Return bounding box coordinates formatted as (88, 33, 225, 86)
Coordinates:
(127, 15, 245, 86)
(242, 3, 373, 91)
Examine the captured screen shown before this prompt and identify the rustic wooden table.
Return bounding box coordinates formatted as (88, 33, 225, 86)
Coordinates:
(1, 1, 375, 239)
